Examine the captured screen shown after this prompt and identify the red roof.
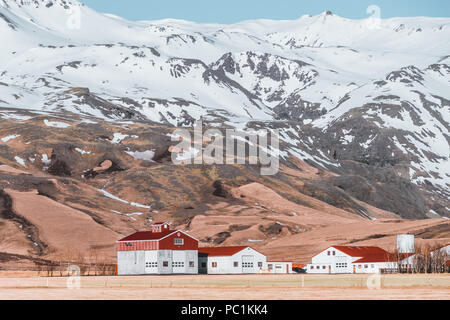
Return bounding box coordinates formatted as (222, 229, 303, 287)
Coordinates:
(198, 246, 250, 257)
(118, 229, 173, 241)
(330, 246, 396, 263)
(332, 246, 389, 257)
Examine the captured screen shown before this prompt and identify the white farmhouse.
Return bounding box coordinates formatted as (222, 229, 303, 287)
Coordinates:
(198, 246, 267, 274)
(307, 246, 398, 274)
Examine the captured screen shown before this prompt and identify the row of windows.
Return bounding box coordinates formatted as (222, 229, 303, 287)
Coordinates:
(152, 261, 195, 268)
(310, 265, 329, 270)
(358, 264, 375, 269)
(173, 262, 185, 268)
(310, 264, 376, 270)
(208, 262, 264, 268)
(146, 262, 158, 268)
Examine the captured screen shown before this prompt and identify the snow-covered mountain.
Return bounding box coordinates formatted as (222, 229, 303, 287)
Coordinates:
(0, 0, 449, 215)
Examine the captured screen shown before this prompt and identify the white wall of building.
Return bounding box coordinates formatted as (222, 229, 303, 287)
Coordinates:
(266, 262, 293, 274)
(202, 248, 267, 274)
(118, 249, 198, 275)
(306, 247, 398, 274)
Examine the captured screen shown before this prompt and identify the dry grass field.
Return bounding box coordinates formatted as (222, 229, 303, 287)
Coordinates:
(0, 273, 448, 300)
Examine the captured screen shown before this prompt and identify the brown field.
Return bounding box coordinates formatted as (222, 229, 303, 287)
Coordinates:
(0, 273, 448, 300)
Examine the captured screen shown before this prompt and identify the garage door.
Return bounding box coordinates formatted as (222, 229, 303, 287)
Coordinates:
(172, 251, 186, 274)
(145, 251, 158, 274)
(242, 255, 254, 274)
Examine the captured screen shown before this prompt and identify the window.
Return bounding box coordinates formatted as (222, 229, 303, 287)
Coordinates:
(234, 262, 239, 268)
(145, 262, 158, 268)
(212, 262, 217, 268)
(364, 265, 368, 269)
(258, 262, 263, 268)
(333, 251, 336, 256)
(201, 262, 206, 268)
(316, 266, 320, 269)
(189, 261, 195, 268)
(174, 238, 184, 246)
(358, 265, 362, 269)
(322, 266, 327, 270)
(172, 262, 185, 268)
(269, 264, 274, 270)
(163, 261, 169, 267)
(328, 251, 330, 256)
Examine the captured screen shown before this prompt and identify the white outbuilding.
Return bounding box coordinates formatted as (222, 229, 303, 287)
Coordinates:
(198, 246, 267, 274)
(307, 246, 398, 274)
(266, 261, 294, 274)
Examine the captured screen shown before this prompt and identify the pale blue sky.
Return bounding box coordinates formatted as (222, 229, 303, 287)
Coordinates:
(81, 0, 450, 23)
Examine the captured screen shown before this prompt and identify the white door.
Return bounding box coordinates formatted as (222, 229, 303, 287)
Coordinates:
(242, 255, 254, 274)
(274, 264, 283, 274)
(172, 251, 186, 274)
(145, 251, 158, 274)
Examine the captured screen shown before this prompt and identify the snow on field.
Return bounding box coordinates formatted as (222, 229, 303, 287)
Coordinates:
(14, 156, 26, 167)
(75, 148, 91, 155)
(1, 134, 20, 143)
(44, 120, 71, 128)
(41, 154, 51, 165)
(98, 188, 151, 209)
(125, 150, 155, 161)
(111, 133, 129, 144)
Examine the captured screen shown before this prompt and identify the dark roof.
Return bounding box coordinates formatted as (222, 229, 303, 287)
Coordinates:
(118, 229, 173, 242)
(332, 246, 389, 257)
(198, 246, 250, 257)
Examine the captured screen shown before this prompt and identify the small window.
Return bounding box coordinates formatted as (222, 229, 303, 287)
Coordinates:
(174, 238, 184, 245)
(316, 266, 320, 269)
(365, 265, 368, 269)
(328, 251, 331, 256)
(258, 262, 263, 268)
(189, 261, 195, 268)
(322, 266, 327, 270)
(212, 262, 217, 268)
(269, 264, 274, 270)
(201, 262, 206, 268)
(163, 261, 169, 267)
(371, 264, 375, 268)
(234, 262, 239, 268)
(333, 251, 336, 256)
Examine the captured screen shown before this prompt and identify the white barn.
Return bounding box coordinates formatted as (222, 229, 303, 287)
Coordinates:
(117, 222, 199, 275)
(198, 246, 267, 274)
(307, 246, 398, 274)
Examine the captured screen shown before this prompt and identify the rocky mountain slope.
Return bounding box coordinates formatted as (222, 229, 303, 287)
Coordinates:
(0, 0, 449, 264)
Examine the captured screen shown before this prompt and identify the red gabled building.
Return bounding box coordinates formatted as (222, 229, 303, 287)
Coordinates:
(116, 222, 199, 275)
